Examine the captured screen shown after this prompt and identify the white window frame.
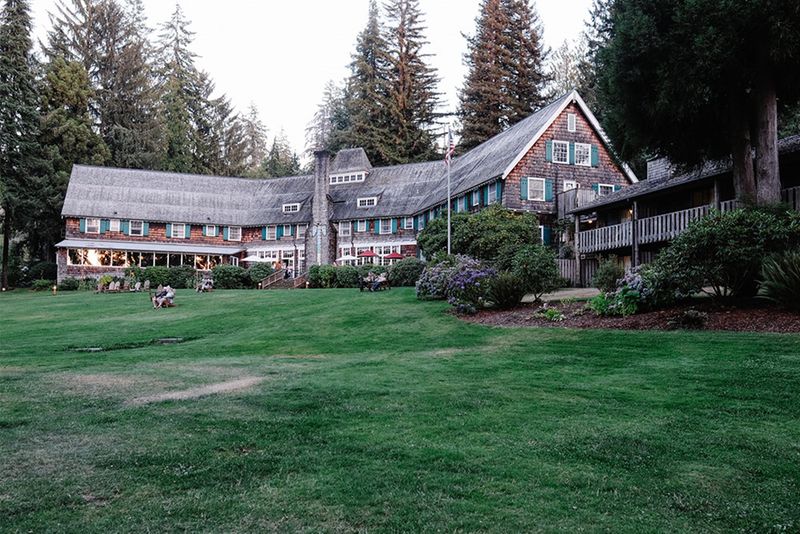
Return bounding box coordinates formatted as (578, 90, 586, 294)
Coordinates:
(282, 224, 292, 237)
(403, 217, 414, 230)
(527, 178, 546, 201)
(282, 203, 300, 213)
(109, 219, 120, 232)
(339, 221, 351, 237)
(129, 220, 143, 236)
(563, 180, 577, 192)
(471, 190, 480, 206)
(356, 219, 367, 232)
(540, 225, 545, 242)
(297, 224, 307, 238)
(229, 256, 239, 267)
(488, 186, 497, 204)
(552, 140, 569, 164)
(598, 183, 615, 196)
(379, 219, 392, 235)
(266, 225, 277, 240)
(330, 172, 366, 185)
(171, 223, 185, 239)
(357, 197, 378, 208)
(228, 226, 242, 241)
(205, 225, 218, 237)
(574, 143, 591, 167)
(85, 218, 100, 234)
(567, 113, 577, 132)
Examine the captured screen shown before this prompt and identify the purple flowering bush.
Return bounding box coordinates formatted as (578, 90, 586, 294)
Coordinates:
(445, 259, 497, 315)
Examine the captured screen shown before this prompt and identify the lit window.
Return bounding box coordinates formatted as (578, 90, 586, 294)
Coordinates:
(205, 225, 218, 237)
(598, 184, 615, 196)
(85, 218, 100, 234)
(339, 221, 351, 237)
(527, 178, 546, 201)
(380, 219, 392, 234)
(109, 219, 120, 232)
(552, 140, 569, 164)
(567, 113, 577, 132)
(171, 223, 185, 239)
(228, 226, 242, 241)
(403, 217, 414, 230)
(129, 220, 143, 236)
(575, 143, 591, 167)
(563, 180, 577, 192)
(357, 197, 377, 208)
(266, 225, 276, 240)
(283, 203, 300, 213)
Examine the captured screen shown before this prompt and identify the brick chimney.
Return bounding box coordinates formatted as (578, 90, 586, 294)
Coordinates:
(308, 150, 333, 266)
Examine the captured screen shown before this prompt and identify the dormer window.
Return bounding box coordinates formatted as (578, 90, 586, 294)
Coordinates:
(330, 172, 366, 185)
(567, 113, 577, 132)
(283, 203, 300, 213)
(357, 197, 377, 208)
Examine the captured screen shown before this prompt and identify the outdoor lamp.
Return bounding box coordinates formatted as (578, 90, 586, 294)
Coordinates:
(52, 285, 58, 296)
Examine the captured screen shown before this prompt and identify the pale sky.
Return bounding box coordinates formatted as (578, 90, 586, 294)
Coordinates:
(29, 0, 591, 156)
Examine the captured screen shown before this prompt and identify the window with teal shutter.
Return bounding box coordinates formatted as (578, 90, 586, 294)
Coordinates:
(568, 143, 575, 164)
(121, 220, 129, 234)
(520, 177, 529, 200)
(261, 227, 267, 240)
(79, 218, 86, 232)
(614, 184, 622, 192)
(545, 179, 554, 202)
(223, 226, 229, 241)
(374, 220, 380, 235)
(545, 140, 553, 162)
(276, 226, 283, 239)
(289, 225, 295, 236)
(543, 225, 552, 246)
(592, 183, 599, 193)
(185, 224, 191, 238)
(495, 181, 502, 202)
(202, 225, 206, 237)
(99, 219, 109, 234)
(166, 223, 172, 238)
(482, 185, 489, 205)
(391, 218, 397, 233)
(591, 145, 600, 167)
(142, 222, 149, 236)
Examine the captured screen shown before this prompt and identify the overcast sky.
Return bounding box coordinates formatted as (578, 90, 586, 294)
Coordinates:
(29, 0, 591, 155)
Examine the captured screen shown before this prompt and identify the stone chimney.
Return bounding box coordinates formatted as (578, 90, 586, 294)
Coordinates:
(307, 150, 333, 266)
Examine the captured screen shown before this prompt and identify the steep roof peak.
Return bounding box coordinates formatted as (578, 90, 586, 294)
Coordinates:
(331, 148, 372, 174)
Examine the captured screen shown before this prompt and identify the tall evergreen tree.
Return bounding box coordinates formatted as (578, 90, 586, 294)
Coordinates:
(547, 39, 586, 99)
(0, 0, 43, 288)
(502, 0, 549, 124)
(306, 80, 346, 155)
(576, 0, 613, 114)
(239, 104, 269, 177)
(382, 0, 441, 164)
(262, 130, 301, 178)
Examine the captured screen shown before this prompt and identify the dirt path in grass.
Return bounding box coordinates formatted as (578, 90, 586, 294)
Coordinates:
(125, 376, 264, 406)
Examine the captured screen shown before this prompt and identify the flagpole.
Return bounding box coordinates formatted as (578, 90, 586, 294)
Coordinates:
(446, 128, 452, 255)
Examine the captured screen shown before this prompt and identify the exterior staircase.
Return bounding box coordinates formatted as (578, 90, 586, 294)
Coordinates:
(259, 270, 307, 290)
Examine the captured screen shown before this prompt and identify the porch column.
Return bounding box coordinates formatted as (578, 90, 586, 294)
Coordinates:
(574, 215, 582, 287)
(712, 177, 721, 210)
(632, 201, 640, 268)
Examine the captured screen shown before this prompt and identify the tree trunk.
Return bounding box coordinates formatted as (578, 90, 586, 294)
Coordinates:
(753, 71, 781, 205)
(730, 103, 756, 202)
(1, 208, 10, 290)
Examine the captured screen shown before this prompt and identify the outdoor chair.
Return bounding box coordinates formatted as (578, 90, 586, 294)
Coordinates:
(143, 280, 150, 291)
(132, 281, 142, 292)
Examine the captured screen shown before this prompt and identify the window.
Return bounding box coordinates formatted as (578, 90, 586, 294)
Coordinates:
(552, 140, 569, 164)
(527, 178, 546, 201)
(109, 219, 120, 232)
(330, 172, 366, 185)
(339, 221, 351, 237)
(229, 256, 239, 267)
(380, 219, 392, 234)
(471, 190, 480, 206)
(266, 225, 276, 240)
(598, 183, 615, 196)
(85, 218, 100, 234)
(575, 143, 591, 167)
(488, 186, 497, 204)
(297, 224, 307, 238)
(567, 113, 577, 132)
(357, 197, 377, 208)
(282, 225, 292, 237)
(356, 219, 367, 232)
(171, 223, 185, 239)
(283, 203, 300, 213)
(563, 180, 577, 192)
(228, 226, 242, 241)
(129, 220, 143, 236)
(403, 217, 414, 230)
(205, 225, 218, 237)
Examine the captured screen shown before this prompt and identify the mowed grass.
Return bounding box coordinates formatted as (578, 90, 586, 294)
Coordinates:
(1, 288, 799, 532)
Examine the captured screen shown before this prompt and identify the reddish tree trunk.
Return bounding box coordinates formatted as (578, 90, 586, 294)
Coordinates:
(754, 71, 781, 205)
(730, 103, 756, 202)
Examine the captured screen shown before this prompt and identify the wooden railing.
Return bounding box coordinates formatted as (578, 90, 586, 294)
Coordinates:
(292, 273, 307, 288)
(637, 205, 709, 245)
(557, 188, 600, 219)
(720, 199, 739, 212)
(259, 269, 285, 289)
(578, 221, 632, 253)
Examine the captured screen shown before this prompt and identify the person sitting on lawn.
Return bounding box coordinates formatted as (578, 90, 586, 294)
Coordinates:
(153, 285, 175, 309)
(360, 271, 375, 292)
(196, 277, 213, 293)
(371, 272, 387, 292)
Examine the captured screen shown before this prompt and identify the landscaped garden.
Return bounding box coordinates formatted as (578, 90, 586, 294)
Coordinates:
(2, 287, 799, 531)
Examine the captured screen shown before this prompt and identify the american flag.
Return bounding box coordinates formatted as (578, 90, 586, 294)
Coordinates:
(444, 127, 455, 167)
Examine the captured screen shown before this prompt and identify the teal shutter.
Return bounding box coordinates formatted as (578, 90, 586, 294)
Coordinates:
(614, 184, 622, 192)
(276, 226, 284, 239)
(79, 218, 86, 233)
(99, 219, 109, 234)
(545, 179, 554, 202)
(261, 227, 267, 240)
(223, 226, 229, 241)
(374, 220, 380, 235)
(391, 218, 398, 233)
(591, 145, 600, 167)
(166, 223, 172, 238)
(543, 225, 552, 246)
(495, 181, 502, 202)
(185, 224, 191, 238)
(545, 140, 553, 162)
(592, 183, 599, 193)
(290, 225, 295, 236)
(520, 177, 529, 200)
(568, 143, 575, 164)
(202, 225, 207, 237)
(142, 222, 149, 236)
(121, 220, 129, 234)
(482, 185, 489, 205)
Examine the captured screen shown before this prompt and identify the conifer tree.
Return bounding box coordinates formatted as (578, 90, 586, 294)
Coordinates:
(382, 0, 441, 164)
(548, 39, 586, 99)
(262, 131, 301, 178)
(306, 80, 348, 155)
(240, 104, 269, 177)
(0, 0, 44, 287)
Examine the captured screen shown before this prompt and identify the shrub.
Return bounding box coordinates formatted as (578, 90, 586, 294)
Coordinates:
(31, 279, 55, 291)
(78, 277, 96, 291)
(387, 257, 425, 286)
(758, 250, 800, 310)
(488, 272, 526, 309)
(335, 265, 360, 288)
(211, 265, 249, 289)
(533, 307, 565, 322)
(308, 264, 338, 288)
(588, 285, 640, 317)
(511, 245, 561, 301)
(57, 277, 80, 291)
(593, 255, 624, 293)
(357, 264, 386, 278)
(98, 274, 113, 287)
(446, 260, 497, 315)
(587, 293, 611, 316)
(247, 263, 274, 287)
(125, 265, 143, 282)
(168, 265, 197, 289)
(416, 255, 478, 300)
(27, 261, 57, 283)
(140, 266, 170, 287)
(651, 208, 800, 298)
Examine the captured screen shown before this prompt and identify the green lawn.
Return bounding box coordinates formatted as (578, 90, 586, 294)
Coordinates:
(1, 288, 799, 532)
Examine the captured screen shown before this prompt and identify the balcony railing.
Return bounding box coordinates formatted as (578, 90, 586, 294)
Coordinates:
(578, 221, 632, 253)
(557, 188, 600, 219)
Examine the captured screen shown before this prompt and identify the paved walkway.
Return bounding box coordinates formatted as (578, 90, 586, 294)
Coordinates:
(523, 287, 600, 304)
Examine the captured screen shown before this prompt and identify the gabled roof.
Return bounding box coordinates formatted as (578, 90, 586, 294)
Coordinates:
(331, 148, 372, 174)
(62, 165, 314, 226)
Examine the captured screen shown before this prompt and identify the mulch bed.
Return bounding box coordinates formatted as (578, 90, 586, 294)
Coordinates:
(463, 300, 800, 333)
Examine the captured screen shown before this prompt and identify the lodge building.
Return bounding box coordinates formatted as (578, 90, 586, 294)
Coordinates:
(56, 90, 638, 283)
